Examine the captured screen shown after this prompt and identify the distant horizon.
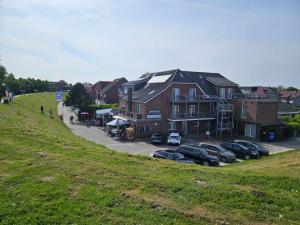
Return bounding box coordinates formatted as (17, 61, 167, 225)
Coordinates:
(1, 0, 299, 87)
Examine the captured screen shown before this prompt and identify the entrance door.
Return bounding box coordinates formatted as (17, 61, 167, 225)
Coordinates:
(182, 121, 187, 134)
(245, 123, 256, 137)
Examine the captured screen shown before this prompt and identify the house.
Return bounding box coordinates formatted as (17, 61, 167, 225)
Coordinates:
(118, 69, 239, 138)
(89, 81, 111, 104)
(277, 101, 300, 117)
(290, 91, 300, 107)
(280, 90, 296, 103)
(98, 77, 128, 104)
(279, 90, 300, 107)
(232, 94, 282, 141)
(240, 86, 273, 97)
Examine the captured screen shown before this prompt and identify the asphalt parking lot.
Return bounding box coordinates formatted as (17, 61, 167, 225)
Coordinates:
(58, 103, 300, 162)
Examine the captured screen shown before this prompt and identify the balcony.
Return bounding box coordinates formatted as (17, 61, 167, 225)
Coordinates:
(169, 95, 219, 103)
(217, 103, 234, 111)
(118, 109, 144, 121)
(169, 112, 215, 120)
(234, 93, 279, 101)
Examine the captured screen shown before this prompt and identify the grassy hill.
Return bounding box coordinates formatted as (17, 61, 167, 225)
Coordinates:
(0, 93, 299, 225)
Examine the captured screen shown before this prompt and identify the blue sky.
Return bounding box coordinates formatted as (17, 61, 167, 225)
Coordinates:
(0, 0, 299, 87)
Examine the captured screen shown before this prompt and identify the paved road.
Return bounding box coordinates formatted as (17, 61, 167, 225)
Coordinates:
(57, 103, 300, 157)
(57, 102, 176, 156)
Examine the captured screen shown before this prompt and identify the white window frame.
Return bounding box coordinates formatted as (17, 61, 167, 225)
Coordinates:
(245, 123, 256, 137)
(189, 88, 197, 100)
(169, 121, 176, 130)
(220, 88, 226, 99)
(136, 103, 142, 114)
(241, 105, 247, 119)
(172, 104, 180, 117)
(188, 105, 196, 117)
(172, 88, 180, 100)
(227, 88, 233, 99)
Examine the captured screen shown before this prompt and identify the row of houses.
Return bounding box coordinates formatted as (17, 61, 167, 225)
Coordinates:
(86, 69, 296, 141)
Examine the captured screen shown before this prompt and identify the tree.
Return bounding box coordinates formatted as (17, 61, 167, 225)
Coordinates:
(64, 82, 91, 110)
(281, 115, 300, 137)
(285, 87, 298, 91)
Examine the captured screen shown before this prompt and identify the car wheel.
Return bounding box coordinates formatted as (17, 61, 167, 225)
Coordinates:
(203, 161, 209, 166)
(244, 154, 250, 160)
(220, 157, 227, 163)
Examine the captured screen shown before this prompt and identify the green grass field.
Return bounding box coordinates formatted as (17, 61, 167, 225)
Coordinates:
(0, 93, 299, 225)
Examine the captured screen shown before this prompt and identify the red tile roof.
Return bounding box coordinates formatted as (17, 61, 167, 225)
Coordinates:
(280, 91, 295, 98)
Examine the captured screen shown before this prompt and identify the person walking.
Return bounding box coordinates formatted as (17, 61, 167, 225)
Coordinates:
(40, 105, 44, 114)
(49, 109, 53, 118)
(70, 115, 74, 124)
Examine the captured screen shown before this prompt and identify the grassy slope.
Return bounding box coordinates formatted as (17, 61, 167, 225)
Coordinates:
(0, 93, 299, 225)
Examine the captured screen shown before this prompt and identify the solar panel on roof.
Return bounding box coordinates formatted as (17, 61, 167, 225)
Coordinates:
(147, 74, 172, 83)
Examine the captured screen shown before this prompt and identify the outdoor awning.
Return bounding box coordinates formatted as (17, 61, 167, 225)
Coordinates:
(96, 108, 116, 116)
(113, 115, 128, 121)
(107, 119, 128, 126)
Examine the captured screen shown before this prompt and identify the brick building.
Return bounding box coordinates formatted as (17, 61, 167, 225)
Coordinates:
(232, 95, 282, 140)
(118, 69, 240, 138)
(90, 77, 128, 104)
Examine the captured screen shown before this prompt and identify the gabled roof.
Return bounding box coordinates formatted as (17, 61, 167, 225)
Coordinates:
(100, 77, 128, 94)
(203, 73, 238, 87)
(280, 91, 295, 98)
(128, 69, 238, 103)
(291, 90, 300, 99)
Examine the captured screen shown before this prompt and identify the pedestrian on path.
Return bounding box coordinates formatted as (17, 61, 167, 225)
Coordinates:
(49, 108, 53, 118)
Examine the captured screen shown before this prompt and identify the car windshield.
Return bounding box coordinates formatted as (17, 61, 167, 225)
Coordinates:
(152, 134, 161, 137)
(236, 144, 248, 150)
(217, 147, 226, 152)
(199, 148, 208, 155)
(169, 153, 184, 160)
(170, 135, 179, 139)
(252, 143, 262, 148)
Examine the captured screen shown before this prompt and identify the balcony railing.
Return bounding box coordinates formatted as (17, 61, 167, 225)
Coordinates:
(170, 95, 220, 102)
(170, 112, 215, 119)
(217, 103, 234, 111)
(118, 109, 144, 120)
(234, 93, 279, 101)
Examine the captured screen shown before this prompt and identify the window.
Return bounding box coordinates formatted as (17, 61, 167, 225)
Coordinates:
(245, 123, 256, 137)
(227, 88, 233, 99)
(172, 104, 180, 117)
(189, 88, 197, 100)
(172, 88, 180, 100)
(136, 103, 141, 114)
(124, 87, 128, 94)
(220, 88, 226, 99)
(188, 105, 196, 117)
(168, 121, 176, 130)
(241, 105, 247, 119)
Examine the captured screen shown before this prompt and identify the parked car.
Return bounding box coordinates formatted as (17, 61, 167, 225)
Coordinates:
(167, 133, 182, 145)
(199, 143, 236, 163)
(234, 140, 269, 156)
(176, 145, 220, 166)
(220, 142, 259, 160)
(153, 150, 194, 164)
(150, 133, 165, 144)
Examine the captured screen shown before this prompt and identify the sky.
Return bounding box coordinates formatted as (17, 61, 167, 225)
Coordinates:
(0, 0, 299, 87)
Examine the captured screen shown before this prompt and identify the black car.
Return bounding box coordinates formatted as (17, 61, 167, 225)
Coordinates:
(176, 145, 220, 166)
(234, 140, 269, 156)
(220, 142, 259, 160)
(150, 133, 165, 144)
(153, 150, 194, 164)
(199, 143, 236, 163)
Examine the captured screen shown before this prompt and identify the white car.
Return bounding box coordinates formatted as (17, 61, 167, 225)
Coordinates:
(167, 133, 182, 145)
